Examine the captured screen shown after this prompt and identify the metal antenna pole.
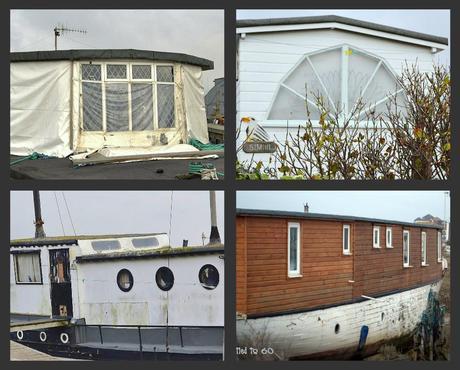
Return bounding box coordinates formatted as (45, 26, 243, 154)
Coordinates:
(33, 190, 46, 238)
(53, 24, 87, 50)
(209, 191, 221, 245)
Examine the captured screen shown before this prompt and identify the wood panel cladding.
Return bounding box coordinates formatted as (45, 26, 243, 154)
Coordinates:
(236, 215, 442, 317)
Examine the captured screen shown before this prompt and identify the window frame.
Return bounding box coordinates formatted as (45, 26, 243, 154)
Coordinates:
(343, 224, 351, 255)
(117, 268, 134, 292)
(13, 251, 43, 285)
(386, 227, 393, 248)
(79, 61, 176, 133)
(373, 226, 381, 248)
(266, 43, 404, 123)
(403, 230, 410, 268)
(421, 231, 428, 266)
(287, 222, 301, 277)
(437, 231, 442, 263)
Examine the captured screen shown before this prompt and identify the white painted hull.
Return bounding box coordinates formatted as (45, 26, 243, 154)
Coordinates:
(237, 281, 441, 359)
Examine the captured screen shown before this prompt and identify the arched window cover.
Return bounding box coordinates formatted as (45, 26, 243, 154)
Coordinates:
(268, 45, 405, 121)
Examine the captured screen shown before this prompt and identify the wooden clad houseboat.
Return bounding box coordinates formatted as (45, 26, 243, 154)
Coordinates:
(236, 208, 445, 359)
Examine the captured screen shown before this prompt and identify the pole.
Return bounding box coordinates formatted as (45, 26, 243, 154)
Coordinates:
(209, 191, 221, 245)
(33, 191, 46, 238)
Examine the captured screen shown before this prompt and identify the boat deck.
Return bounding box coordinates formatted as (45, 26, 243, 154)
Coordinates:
(10, 314, 70, 332)
(10, 341, 79, 361)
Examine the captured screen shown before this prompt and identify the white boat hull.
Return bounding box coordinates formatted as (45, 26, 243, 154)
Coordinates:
(237, 281, 442, 359)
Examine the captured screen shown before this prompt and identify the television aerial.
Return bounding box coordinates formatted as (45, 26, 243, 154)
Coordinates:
(53, 24, 87, 50)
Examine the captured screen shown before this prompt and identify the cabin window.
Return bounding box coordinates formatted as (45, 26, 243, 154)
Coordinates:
(14, 252, 42, 284)
(132, 237, 159, 248)
(199, 264, 220, 290)
(80, 62, 176, 133)
(268, 45, 404, 121)
(117, 269, 134, 292)
(373, 226, 380, 248)
(343, 225, 351, 255)
(156, 267, 174, 291)
(403, 230, 410, 267)
(91, 239, 121, 251)
(287, 222, 301, 277)
(437, 231, 442, 262)
(421, 232, 427, 266)
(386, 227, 393, 248)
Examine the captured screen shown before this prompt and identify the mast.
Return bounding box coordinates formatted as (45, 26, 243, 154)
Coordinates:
(33, 190, 46, 239)
(209, 191, 221, 245)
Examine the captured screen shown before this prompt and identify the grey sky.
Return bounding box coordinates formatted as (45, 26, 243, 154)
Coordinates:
(237, 191, 450, 223)
(10, 191, 224, 247)
(10, 9, 224, 92)
(237, 9, 450, 65)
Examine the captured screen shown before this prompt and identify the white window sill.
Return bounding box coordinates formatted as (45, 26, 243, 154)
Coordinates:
(386, 245, 393, 249)
(422, 263, 429, 267)
(343, 252, 352, 256)
(403, 265, 414, 268)
(373, 246, 381, 249)
(288, 273, 303, 278)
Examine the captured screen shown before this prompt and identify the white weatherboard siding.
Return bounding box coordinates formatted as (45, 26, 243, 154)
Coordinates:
(236, 28, 441, 167)
(237, 281, 441, 358)
(75, 254, 224, 327)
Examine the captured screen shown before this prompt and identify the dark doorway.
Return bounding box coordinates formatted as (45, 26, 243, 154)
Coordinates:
(49, 249, 73, 318)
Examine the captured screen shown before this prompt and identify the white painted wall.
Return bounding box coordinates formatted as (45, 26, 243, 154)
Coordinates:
(236, 28, 443, 167)
(237, 281, 441, 359)
(74, 253, 224, 327)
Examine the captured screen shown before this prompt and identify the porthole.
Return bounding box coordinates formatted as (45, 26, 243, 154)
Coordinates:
(39, 331, 47, 342)
(16, 330, 23, 340)
(199, 264, 220, 290)
(117, 269, 134, 292)
(334, 323, 340, 334)
(60, 332, 69, 344)
(381, 312, 385, 321)
(156, 267, 174, 291)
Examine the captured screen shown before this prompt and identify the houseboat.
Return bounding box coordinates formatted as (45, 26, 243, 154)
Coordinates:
(10, 192, 224, 360)
(236, 208, 445, 359)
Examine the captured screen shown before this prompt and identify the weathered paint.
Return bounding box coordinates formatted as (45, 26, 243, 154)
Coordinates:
(237, 280, 441, 359)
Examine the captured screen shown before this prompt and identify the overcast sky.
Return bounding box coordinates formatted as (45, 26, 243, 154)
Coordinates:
(237, 191, 450, 223)
(10, 191, 224, 247)
(10, 9, 224, 92)
(237, 9, 450, 65)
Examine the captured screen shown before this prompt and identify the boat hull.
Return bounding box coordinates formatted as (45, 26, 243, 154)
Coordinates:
(237, 280, 442, 360)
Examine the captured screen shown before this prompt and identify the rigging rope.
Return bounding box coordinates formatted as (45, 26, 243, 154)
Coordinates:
(62, 192, 77, 236)
(53, 192, 66, 236)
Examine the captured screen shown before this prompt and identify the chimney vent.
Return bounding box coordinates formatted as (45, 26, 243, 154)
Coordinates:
(304, 202, 309, 213)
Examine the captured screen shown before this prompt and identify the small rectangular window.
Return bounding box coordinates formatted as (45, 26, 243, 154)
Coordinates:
(107, 64, 127, 79)
(421, 231, 427, 266)
(373, 226, 380, 248)
(132, 237, 159, 248)
(132, 65, 152, 80)
(343, 225, 351, 254)
(14, 252, 42, 284)
(91, 239, 121, 251)
(386, 227, 393, 248)
(437, 231, 442, 262)
(156, 66, 174, 82)
(403, 230, 410, 267)
(81, 64, 101, 81)
(288, 222, 300, 277)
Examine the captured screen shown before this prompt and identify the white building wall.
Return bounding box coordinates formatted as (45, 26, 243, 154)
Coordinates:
(10, 248, 52, 316)
(74, 253, 224, 327)
(237, 28, 437, 122)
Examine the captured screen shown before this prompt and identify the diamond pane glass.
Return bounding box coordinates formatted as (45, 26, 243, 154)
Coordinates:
(157, 84, 175, 128)
(82, 82, 103, 131)
(107, 64, 127, 79)
(157, 66, 174, 82)
(132, 65, 152, 80)
(81, 64, 101, 81)
(132, 83, 154, 131)
(106, 83, 129, 131)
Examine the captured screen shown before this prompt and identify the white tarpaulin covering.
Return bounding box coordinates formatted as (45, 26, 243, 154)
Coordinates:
(11, 61, 73, 157)
(183, 64, 209, 143)
(11, 59, 211, 158)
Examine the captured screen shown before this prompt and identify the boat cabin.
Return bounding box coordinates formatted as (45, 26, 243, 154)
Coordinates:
(236, 209, 443, 318)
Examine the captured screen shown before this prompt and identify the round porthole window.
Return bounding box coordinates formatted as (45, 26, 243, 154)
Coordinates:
(60, 332, 69, 344)
(156, 267, 174, 291)
(199, 264, 219, 290)
(39, 331, 47, 342)
(335, 323, 340, 334)
(117, 269, 134, 292)
(16, 330, 24, 340)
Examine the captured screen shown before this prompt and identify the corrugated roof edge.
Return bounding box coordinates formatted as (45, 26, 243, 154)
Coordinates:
(10, 49, 214, 70)
(236, 208, 443, 229)
(10, 232, 165, 247)
(236, 15, 448, 46)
